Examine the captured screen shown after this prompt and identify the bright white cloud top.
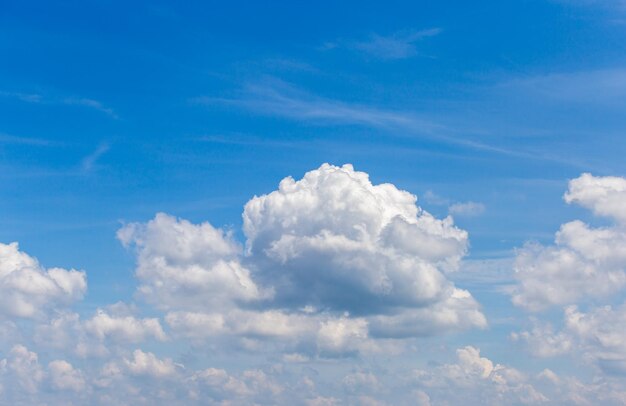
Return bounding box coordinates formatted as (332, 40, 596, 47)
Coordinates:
(2, 166, 626, 404)
(512, 174, 626, 311)
(242, 164, 484, 335)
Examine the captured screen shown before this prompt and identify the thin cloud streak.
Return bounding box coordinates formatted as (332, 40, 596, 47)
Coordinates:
(554, 0, 626, 11)
(353, 28, 442, 59)
(63, 97, 119, 119)
(321, 28, 442, 60)
(192, 80, 601, 168)
(0, 90, 118, 118)
(0, 133, 54, 146)
(452, 257, 516, 291)
(193, 82, 442, 133)
(82, 143, 110, 172)
(497, 68, 626, 105)
(0, 91, 43, 103)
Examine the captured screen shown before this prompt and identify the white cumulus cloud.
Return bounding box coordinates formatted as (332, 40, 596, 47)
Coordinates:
(512, 174, 626, 311)
(48, 360, 86, 392)
(120, 164, 485, 351)
(33, 308, 167, 358)
(243, 163, 483, 335)
(564, 172, 626, 224)
(0, 242, 86, 318)
(117, 213, 270, 311)
(413, 346, 547, 405)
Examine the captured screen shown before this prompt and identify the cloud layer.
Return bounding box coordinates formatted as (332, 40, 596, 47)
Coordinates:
(510, 173, 626, 393)
(117, 164, 486, 357)
(2, 167, 626, 404)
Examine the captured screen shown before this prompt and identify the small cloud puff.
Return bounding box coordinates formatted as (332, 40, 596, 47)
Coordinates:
(0, 242, 86, 319)
(448, 201, 486, 217)
(351, 28, 442, 60)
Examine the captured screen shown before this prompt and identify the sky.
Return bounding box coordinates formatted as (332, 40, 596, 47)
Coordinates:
(2, 0, 626, 404)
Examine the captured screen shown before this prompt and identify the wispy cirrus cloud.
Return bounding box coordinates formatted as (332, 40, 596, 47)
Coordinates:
(322, 28, 442, 60)
(352, 28, 442, 59)
(422, 191, 486, 217)
(0, 91, 43, 103)
(0, 132, 54, 146)
(189, 74, 626, 170)
(192, 79, 441, 133)
(189, 79, 515, 156)
(62, 97, 118, 119)
(448, 201, 486, 217)
(498, 68, 626, 105)
(0, 90, 118, 118)
(81, 143, 110, 172)
(554, 0, 626, 10)
(191, 79, 587, 162)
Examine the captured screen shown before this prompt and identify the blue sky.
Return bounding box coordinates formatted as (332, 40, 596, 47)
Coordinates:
(2, 1, 626, 404)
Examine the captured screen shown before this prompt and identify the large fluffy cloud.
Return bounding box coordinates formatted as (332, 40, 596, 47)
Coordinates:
(241, 164, 485, 336)
(0, 242, 86, 318)
(512, 174, 626, 311)
(119, 164, 485, 348)
(243, 163, 469, 313)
